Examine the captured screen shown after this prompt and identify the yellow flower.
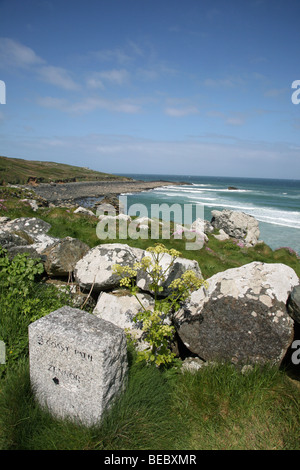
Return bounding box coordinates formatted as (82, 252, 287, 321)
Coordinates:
(120, 277, 132, 287)
(169, 248, 181, 258)
(140, 256, 152, 269)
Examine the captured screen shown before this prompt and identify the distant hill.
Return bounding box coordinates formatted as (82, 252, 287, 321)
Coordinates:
(0, 155, 131, 185)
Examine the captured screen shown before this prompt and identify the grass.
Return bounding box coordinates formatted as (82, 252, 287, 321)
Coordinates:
(0, 356, 180, 450)
(173, 363, 300, 450)
(0, 358, 299, 450)
(0, 155, 131, 185)
(0, 185, 299, 450)
(0, 281, 72, 379)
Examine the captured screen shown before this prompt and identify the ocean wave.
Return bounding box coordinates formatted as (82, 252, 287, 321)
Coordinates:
(185, 196, 217, 201)
(132, 184, 300, 230)
(203, 203, 300, 229)
(202, 202, 257, 211)
(181, 199, 300, 230)
(151, 191, 188, 198)
(257, 218, 300, 229)
(154, 186, 252, 194)
(156, 188, 206, 194)
(251, 210, 300, 229)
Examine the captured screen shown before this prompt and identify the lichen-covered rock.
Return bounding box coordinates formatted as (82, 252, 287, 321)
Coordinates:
(0, 216, 58, 257)
(74, 206, 95, 216)
(174, 262, 299, 366)
(191, 218, 214, 234)
(136, 250, 202, 297)
(74, 243, 144, 293)
(3, 217, 52, 235)
(211, 209, 260, 246)
(41, 237, 90, 277)
(93, 291, 154, 339)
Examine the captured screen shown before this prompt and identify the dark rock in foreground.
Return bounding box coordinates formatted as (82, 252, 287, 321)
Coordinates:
(287, 285, 300, 324)
(174, 262, 299, 366)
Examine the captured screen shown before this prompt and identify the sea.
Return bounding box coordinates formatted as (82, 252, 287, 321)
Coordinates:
(115, 174, 300, 256)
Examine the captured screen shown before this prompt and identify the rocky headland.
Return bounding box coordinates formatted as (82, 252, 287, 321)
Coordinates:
(28, 179, 185, 205)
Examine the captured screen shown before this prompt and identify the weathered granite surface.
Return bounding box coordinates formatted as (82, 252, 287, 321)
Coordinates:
(174, 262, 299, 365)
(29, 306, 128, 426)
(211, 209, 260, 246)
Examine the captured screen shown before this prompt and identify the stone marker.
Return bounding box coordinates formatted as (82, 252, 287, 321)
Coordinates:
(28, 306, 128, 427)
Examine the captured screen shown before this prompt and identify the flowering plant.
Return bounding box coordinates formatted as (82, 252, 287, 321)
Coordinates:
(113, 243, 206, 367)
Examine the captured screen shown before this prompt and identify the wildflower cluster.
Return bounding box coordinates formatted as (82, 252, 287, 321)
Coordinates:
(169, 270, 208, 307)
(113, 243, 206, 367)
(113, 264, 139, 288)
(134, 309, 175, 367)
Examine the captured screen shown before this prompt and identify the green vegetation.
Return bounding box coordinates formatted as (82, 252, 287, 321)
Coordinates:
(1, 355, 299, 450)
(113, 244, 206, 367)
(0, 185, 299, 450)
(0, 155, 130, 185)
(0, 247, 72, 379)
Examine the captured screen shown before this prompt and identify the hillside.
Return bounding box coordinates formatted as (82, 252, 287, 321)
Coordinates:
(0, 155, 131, 185)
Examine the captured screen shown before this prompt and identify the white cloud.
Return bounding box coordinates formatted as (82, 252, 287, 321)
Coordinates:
(36, 96, 68, 109)
(86, 68, 130, 90)
(0, 38, 80, 92)
(264, 88, 288, 98)
(137, 68, 159, 81)
(96, 69, 130, 86)
(207, 110, 247, 126)
(37, 95, 141, 114)
(86, 76, 105, 89)
(127, 40, 144, 57)
(38, 65, 80, 90)
(164, 106, 199, 117)
(90, 47, 133, 65)
(204, 76, 244, 88)
(90, 40, 144, 66)
(0, 37, 44, 68)
(225, 116, 245, 126)
(77, 97, 141, 114)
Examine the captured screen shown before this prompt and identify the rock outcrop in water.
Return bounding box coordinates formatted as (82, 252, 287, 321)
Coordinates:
(211, 209, 260, 246)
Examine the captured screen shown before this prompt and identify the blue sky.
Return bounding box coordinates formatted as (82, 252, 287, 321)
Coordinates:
(1, 0, 300, 179)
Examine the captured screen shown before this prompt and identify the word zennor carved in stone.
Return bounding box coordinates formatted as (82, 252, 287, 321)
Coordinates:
(29, 306, 128, 426)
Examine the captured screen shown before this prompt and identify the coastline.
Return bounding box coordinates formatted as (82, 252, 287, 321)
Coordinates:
(28, 179, 184, 204)
(23, 173, 300, 255)
(122, 174, 300, 255)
